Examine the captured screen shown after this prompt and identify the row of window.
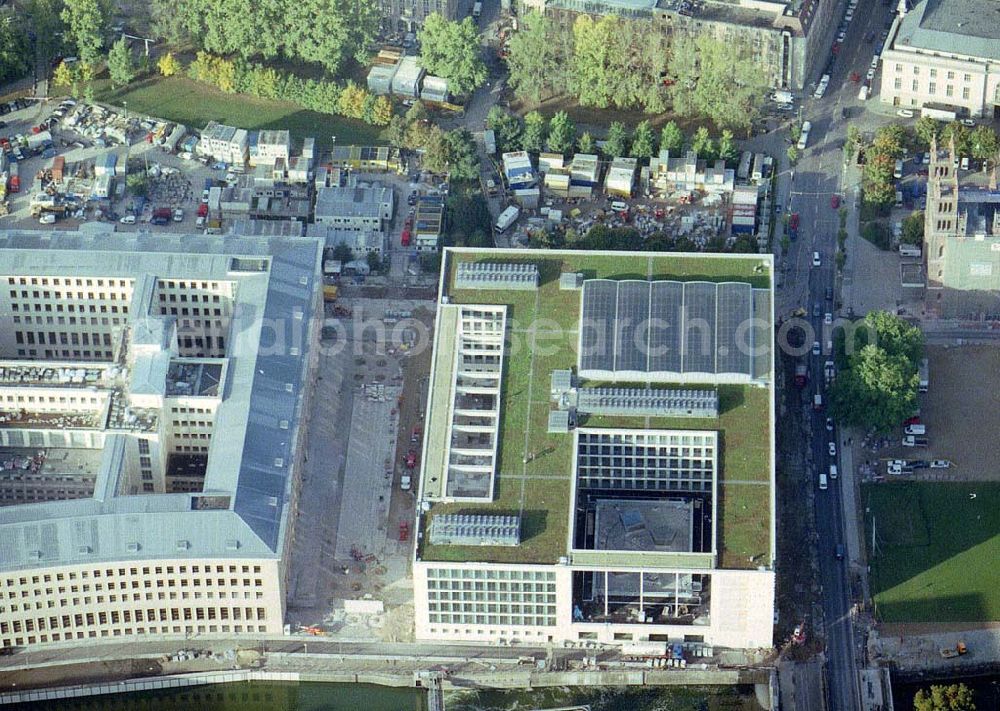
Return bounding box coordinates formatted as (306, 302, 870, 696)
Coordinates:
(6, 277, 130, 288)
(14, 349, 114, 360)
(14, 331, 113, 347)
(3, 623, 268, 647)
(11, 300, 126, 314)
(427, 614, 556, 626)
(0, 394, 102, 405)
(2, 605, 268, 635)
(895, 65, 973, 82)
(892, 78, 972, 100)
(6, 577, 265, 597)
(5, 564, 263, 587)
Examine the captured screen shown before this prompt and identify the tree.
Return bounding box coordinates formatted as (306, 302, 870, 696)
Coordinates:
(968, 125, 999, 169)
(370, 95, 393, 126)
(940, 121, 970, 155)
(331, 244, 354, 264)
(914, 116, 940, 148)
(845, 125, 862, 159)
(786, 145, 799, 164)
(863, 152, 897, 206)
(366, 251, 382, 274)
(717, 130, 737, 164)
(52, 60, 74, 89)
(125, 172, 148, 197)
(506, 12, 571, 104)
(421, 126, 451, 175)
(444, 129, 479, 181)
(913, 683, 976, 711)
(630, 120, 656, 160)
(485, 107, 522, 154)
(106, 37, 135, 88)
(668, 33, 768, 132)
(577, 131, 596, 154)
(546, 111, 576, 155)
(0, 13, 30, 85)
(829, 311, 923, 433)
(22, 0, 65, 67)
(659, 121, 684, 155)
(901, 211, 924, 245)
(418, 14, 487, 96)
(157, 52, 181, 77)
(691, 126, 714, 159)
(872, 123, 907, 158)
(604, 121, 629, 158)
(337, 82, 368, 120)
(521, 110, 547, 153)
(61, 0, 111, 68)
(386, 116, 408, 149)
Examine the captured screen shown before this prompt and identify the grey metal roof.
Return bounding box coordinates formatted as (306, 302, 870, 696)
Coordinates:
(0, 229, 323, 572)
(579, 279, 766, 380)
(315, 185, 390, 220)
(895, 0, 1000, 60)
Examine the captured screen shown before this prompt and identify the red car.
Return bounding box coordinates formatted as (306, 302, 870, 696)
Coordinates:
(849, 71, 861, 83)
(904, 416, 922, 426)
(789, 213, 800, 230)
(405, 450, 417, 468)
(831, 194, 840, 209)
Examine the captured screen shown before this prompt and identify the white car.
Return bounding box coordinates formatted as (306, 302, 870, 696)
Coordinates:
(824, 312, 833, 325)
(119, 214, 136, 224)
(172, 208, 184, 222)
(866, 68, 876, 81)
(929, 460, 951, 469)
(837, 30, 847, 42)
(201, 189, 210, 203)
(845, 11, 854, 21)
(829, 441, 837, 457)
(896, 109, 915, 118)
(960, 119, 976, 127)
(812, 341, 821, 356)
(826, 417, 834, 431)
(178, 151, 193, 160)
(400, 474, 412, 491)
(610, 200, 628, 213)
(38, 213, 56, 224)
(813, 251, 822, 267)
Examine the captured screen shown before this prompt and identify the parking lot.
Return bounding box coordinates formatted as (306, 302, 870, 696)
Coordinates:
(857, 345, 1000, 481)
(1, 98, 240, 232)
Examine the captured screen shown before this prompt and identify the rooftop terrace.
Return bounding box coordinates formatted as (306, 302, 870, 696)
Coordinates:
(417, 249, 773, 569)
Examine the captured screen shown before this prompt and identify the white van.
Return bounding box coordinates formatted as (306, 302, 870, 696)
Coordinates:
(829, 464, 838, 480)
(819, 472, 829, 490)
(904, 424, 926, 435)
(899, 243, 922, 257)
(894, 159, 904, 179)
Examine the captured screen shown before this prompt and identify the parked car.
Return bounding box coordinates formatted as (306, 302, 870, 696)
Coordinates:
(119, 215, 136, 224)
(829, 441, 837, 457)
(812, 251, 822, 267)
(960, 118, 976, 127)
(896, 109, 915, 118)
(929, 460, 951, 469)
(173, 208, 184, 222)
(831, 194, 840, 209)
(812, 341, 821, 356)
(826, 417, 834, 431)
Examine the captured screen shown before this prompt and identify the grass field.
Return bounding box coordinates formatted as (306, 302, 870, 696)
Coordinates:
(96, 76, 385, 148)
(418, 249, 773, 567)
(864, 482, 1000, 623)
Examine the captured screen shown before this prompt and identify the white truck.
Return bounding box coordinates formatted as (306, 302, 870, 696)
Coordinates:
(495, 205, 520, 234)
(772, 89, 794, 104)
(918, 358, 929, 392)
(797, 121, 811, 150)
(472, 1, 482, 19)
(483, 129, 496, 155)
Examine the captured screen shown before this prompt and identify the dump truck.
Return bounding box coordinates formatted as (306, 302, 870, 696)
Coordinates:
(6, 161, 18, 193)
(939, 642, 967, 658)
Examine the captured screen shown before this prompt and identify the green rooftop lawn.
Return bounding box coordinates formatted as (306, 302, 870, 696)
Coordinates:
(419, 249, 772, 566)
(864, 482, 1000, 624)
(96, 76, 385, 149)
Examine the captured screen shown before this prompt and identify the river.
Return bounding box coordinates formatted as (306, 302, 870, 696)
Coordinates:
(9, 682, 765, 711)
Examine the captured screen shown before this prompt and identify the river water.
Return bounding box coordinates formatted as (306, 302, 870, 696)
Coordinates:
(10, 682, 765, 710)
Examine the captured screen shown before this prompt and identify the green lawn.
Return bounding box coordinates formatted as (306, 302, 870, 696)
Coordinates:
(418, 249, 773, 567)
(96, 76, 385, 148)
(864, 482, 1000, 623)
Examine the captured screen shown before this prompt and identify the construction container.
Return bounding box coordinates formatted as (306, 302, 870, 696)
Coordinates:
(420, 75, 449, 103)
(392, 56, 425, 98)
(51, 156, 65, 183)
(368, 63, 399, 96)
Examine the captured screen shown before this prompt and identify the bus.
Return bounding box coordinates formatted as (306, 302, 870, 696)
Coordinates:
(737, 151, 752, 181)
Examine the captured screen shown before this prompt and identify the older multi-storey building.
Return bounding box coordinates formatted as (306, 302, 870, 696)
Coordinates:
(380, 0, 460, 32)
(523, 0, 842, 91)
(923, 139, 1000, 318)
(413, 248, 776, 650)
(0, 230, 322, 650)
(879, 0, 1000, 118)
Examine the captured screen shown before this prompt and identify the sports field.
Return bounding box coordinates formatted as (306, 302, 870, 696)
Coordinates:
(863, 482, 1000, 623)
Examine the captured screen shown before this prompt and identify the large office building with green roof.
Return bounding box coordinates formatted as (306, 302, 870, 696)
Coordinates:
(413, 248, 776, 650)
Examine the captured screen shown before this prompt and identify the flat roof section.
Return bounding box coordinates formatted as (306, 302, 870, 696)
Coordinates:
(578, 279, 768, 383)
(593, 498, 694, 553)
